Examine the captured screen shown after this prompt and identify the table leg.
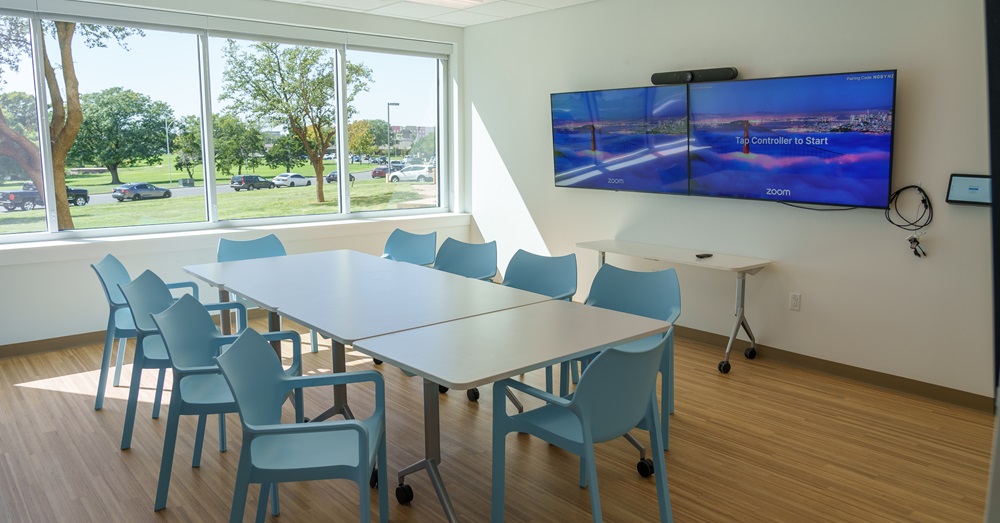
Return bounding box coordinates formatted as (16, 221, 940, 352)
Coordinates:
(219, 290, 232, 335)
(396, 379, 458, 523)
(720, 271, 757, 372)
(309, 340, 354, 422)
(267, 311, 282, 356)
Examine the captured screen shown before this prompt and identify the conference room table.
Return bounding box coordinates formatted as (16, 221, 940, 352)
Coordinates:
(184, 249, 673, 522)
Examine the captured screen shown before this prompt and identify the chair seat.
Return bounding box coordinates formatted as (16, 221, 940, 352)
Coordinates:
(509, 403, 589, 448)
(250, 417, 381, 475)
(178, 374, 236, 409)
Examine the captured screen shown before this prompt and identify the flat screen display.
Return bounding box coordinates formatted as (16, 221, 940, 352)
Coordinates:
(946, 174, 991, 205)
(551, 84, 689, 194)
(687, 70, 897, 207)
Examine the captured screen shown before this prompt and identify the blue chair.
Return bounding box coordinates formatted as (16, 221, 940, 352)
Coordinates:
(215, 329, 388, 523)
(491, 338, 672, 522)
(90, 254, 199, 410)
(585, 264, 681, 463)
(117, 270, 231, 451)
(463, 249, 577, 404)
(150, 294, 304, 512)
(432, 237, 498, 281)
(217, 234, 320, 353)
(382, 228, 437, 266)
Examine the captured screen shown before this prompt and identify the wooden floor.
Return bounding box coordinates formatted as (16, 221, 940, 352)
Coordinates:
(0, 321, 992, 522)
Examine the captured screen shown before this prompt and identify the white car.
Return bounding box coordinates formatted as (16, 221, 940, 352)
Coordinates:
(273, 173, 312, 187)
(389, 165, 435, 183)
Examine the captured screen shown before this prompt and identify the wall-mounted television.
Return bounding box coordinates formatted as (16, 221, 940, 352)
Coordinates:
(688, 70, 897, 208)
(550, 69, 898, 209)
(551, 84, 689, 194)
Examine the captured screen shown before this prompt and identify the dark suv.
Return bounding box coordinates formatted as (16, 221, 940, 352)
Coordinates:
(230, 175, 274, 191)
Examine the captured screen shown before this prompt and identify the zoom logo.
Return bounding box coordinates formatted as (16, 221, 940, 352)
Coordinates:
(608, 178, 625, 185)
(766, 187, 791, 197)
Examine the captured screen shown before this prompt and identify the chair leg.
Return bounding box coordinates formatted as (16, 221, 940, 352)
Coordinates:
(218, 413, 227, 453)
(113, 336, 128, 387)
(544, 366, 553, 394)
(648, 393, 673, 523)
(571, 358, 580, 384)
(378, 436, 389, 523)
(151, 368, 167, 419)
(95, 322, 116, 410)
(230, 455, 252, 523)
(310, 329, 319, 353)
(359, 468, 371, 523)
(192, 414, 207, 468)
(255, 483, 270, 523)
(584, 446, 602, 523)
(270, 483, 279, 516)
(155, 398, 184, 510)
(120, 354, 144, 450)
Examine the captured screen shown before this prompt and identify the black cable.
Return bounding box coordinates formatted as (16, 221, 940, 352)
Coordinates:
(779, 201, 858, 211)
(885, 185, 933, 231)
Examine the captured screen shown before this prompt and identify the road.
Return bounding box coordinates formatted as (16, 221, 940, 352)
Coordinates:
(87, 169, 377, 205)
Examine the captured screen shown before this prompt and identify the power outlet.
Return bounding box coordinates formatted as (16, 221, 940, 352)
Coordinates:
(789, 292, 801, 311)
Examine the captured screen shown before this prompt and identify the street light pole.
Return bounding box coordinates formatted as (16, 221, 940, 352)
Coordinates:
(387, 102, 399, 182)
(164, 116, 173, 187)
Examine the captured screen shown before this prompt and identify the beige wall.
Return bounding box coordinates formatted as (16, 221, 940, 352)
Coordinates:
(463, 0, 993, 395)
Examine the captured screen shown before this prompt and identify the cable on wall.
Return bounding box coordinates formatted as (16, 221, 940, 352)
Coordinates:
(885, 185, 933, 257)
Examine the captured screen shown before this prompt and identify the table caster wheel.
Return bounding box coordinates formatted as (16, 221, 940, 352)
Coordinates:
(744, 347, 757, 360)
(467, 388, 480, 401)
(439, 385, 449, 393)
(718, 360, 731, 374)
(370, 468, 379, 489)
(373, 358, 383, 365)
(637, 458, 654, 477)
(396, 483, 414, 504)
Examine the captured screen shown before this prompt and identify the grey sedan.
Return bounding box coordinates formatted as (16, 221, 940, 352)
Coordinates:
(112, 183, 172, 201)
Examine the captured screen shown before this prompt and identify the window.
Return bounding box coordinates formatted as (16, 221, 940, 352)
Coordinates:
(346, 49, 440, 212)
(0, 6, 451, 242)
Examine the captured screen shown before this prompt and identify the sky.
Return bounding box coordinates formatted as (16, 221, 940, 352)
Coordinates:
(3, 24, 438, 129)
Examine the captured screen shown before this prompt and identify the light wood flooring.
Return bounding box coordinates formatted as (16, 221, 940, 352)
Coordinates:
(0, 321, 992, 522)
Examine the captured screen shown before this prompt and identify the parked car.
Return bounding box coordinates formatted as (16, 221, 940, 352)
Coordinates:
(350, 154, 361, 163)
(371, 166, 388, 179)
(323, 153, 336, 161)
(375, 156, 387, 165)
(389, 160, 405, 171)
(389, 165, 435, 183)
(325, 170, 356, 183)
(112, 183, 171, 201)
(0, 182, 89, 211)
(273, 173, 312, 187)
(230, 175, 274, 191)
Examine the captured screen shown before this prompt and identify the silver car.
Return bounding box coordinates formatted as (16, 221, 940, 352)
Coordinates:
(112, 183, 172, 201)
(389, 165, 434, 183)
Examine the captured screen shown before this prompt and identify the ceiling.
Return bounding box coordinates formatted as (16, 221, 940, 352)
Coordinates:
(267, 0, 599, 27)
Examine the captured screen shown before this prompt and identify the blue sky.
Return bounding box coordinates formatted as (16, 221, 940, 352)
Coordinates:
(4, 25, 438, 128)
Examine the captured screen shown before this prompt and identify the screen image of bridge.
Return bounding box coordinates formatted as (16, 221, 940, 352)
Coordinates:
(551, 84, 689, 194)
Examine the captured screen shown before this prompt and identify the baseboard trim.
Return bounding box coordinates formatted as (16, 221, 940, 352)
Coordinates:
(676, 326, 993, 412)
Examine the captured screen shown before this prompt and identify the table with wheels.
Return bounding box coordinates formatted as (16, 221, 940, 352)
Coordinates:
(353, 299, 672, 522)
(577, 239, 771, 373)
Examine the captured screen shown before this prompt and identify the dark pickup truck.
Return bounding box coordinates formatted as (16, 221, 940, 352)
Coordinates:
(0, 181, 89, 211)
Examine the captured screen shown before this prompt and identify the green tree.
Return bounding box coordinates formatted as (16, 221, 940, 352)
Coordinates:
(221, 39, 373, 202)
(366, 119, 389, 150)
(347, 120, 377, 157)
(265, 133, 308, 173)
(0, 17, 142, 229)
(69, 87, 170, 185)
(172, 114, 201, 178)
(410, 129, 436, 160)
(213, 113, 265, 176)
(0, 91, 38, 182)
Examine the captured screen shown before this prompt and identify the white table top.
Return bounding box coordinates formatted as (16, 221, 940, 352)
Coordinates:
(353, 299, 673, 390)
(185, 250, 549, 344)
(577, 238, 771, 273)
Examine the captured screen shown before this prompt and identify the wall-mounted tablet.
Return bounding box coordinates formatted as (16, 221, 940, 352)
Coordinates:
(945, 174, 991, 205)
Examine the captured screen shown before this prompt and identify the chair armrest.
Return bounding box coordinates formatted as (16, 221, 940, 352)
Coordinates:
(166, 281, 200, 301)
(262, 331, 302, 376)
(498, 378, 571, 407)
(203, 302, 248, 331)
(246, 418, 369, 437)
(281, 370, 384, 406)
(173, 365, 220, 376)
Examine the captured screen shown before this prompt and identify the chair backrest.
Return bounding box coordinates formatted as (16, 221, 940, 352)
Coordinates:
(432, 238, 498, 280)
(571, 336, 667, 443)
(585, 264, 680, 323)
(119, 270, 177, 335)
(215, 329, 290, 427)
(217, 234, 286, 263)
(383, 228, 437, 266)
(91, 254, 132, 308)
(501, 249, 577, 300)
(151, 294, 223, 370)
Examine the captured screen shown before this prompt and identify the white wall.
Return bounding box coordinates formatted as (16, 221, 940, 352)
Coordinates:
(463, 0, 993, 395)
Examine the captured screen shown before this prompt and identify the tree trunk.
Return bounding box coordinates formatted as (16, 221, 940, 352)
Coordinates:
(108, 165, 121, 185)
(313, 160, 325, 202)
(47, 22, 84, 231)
